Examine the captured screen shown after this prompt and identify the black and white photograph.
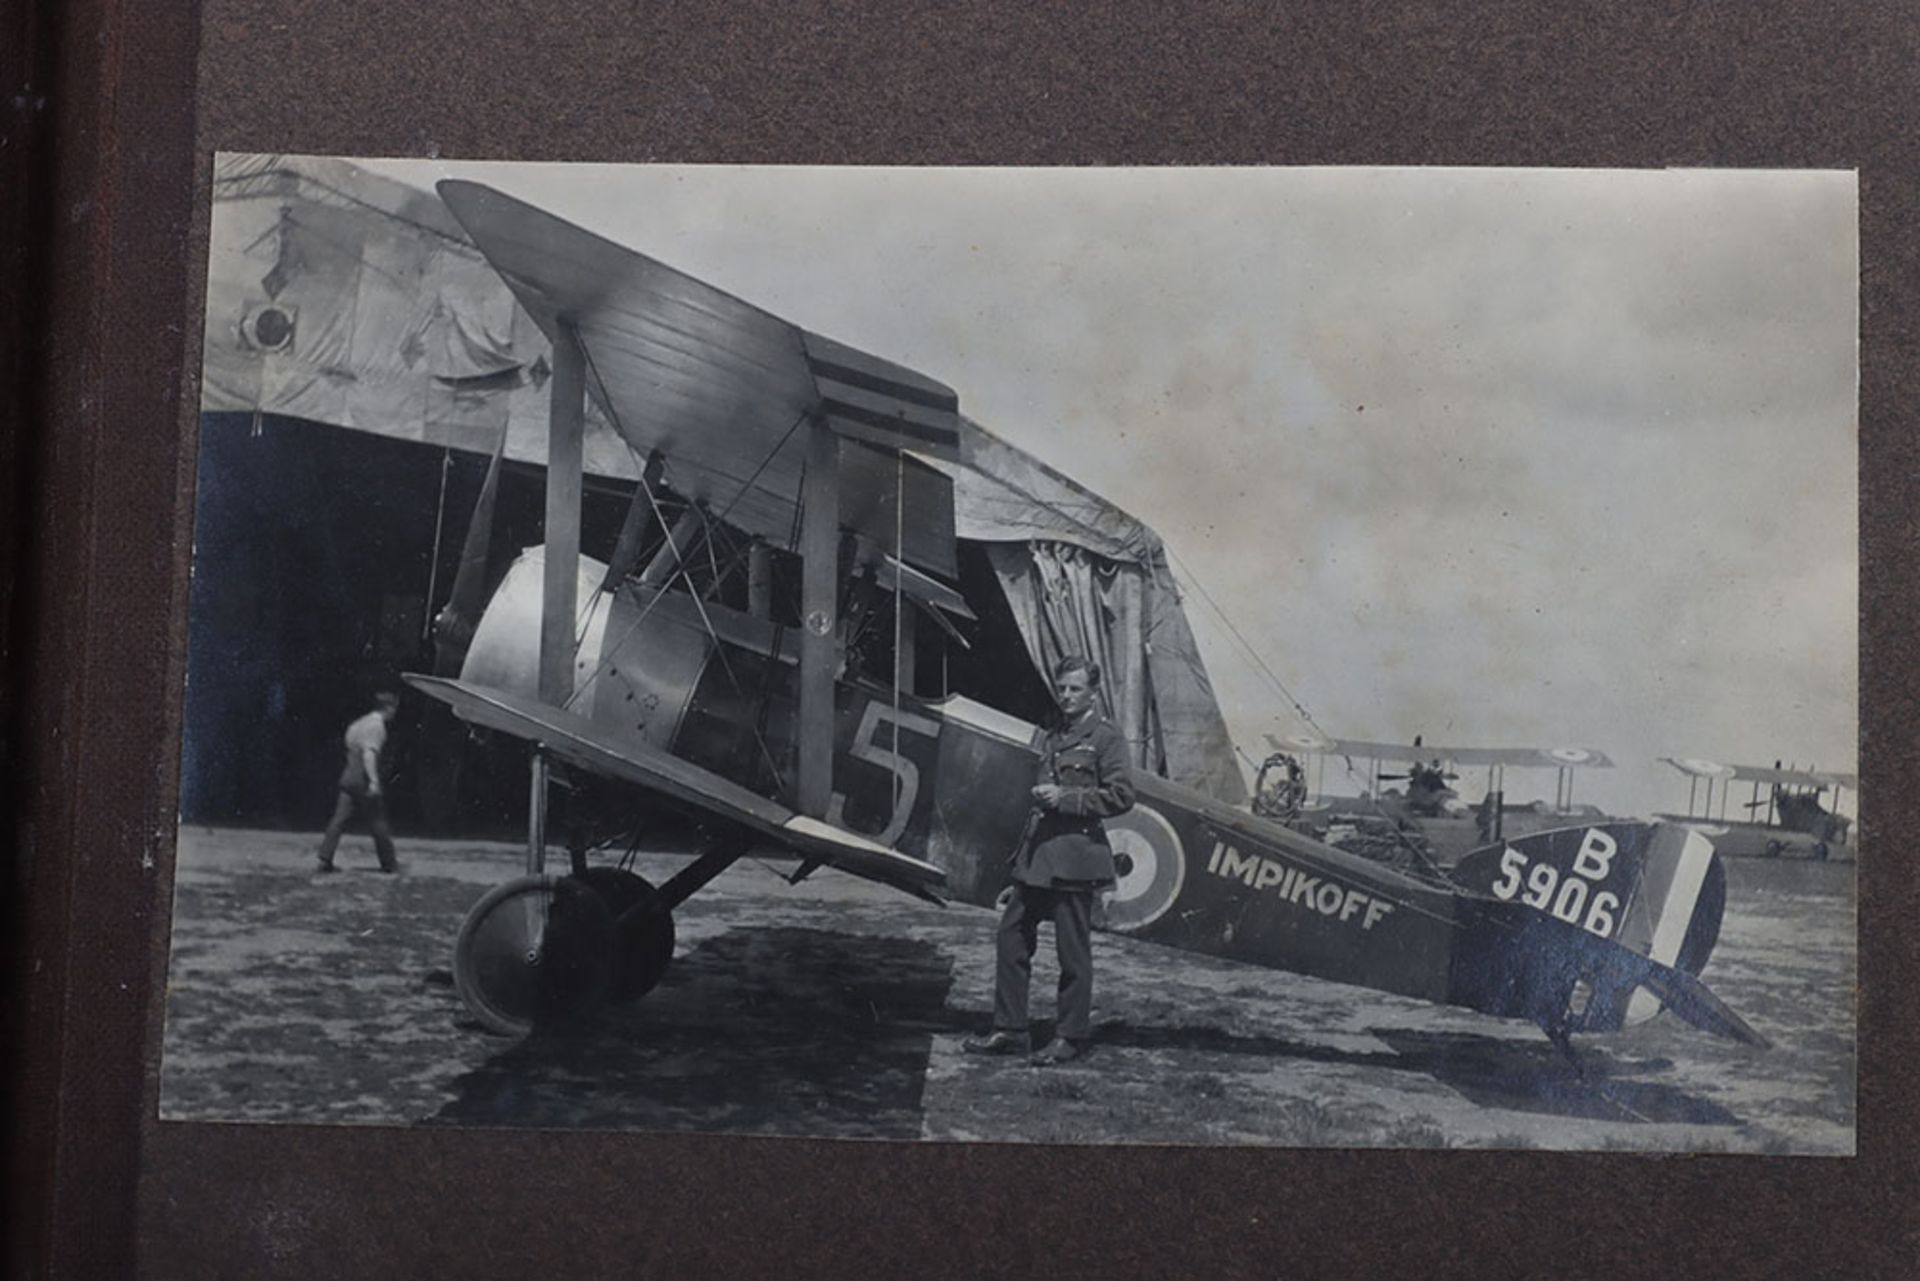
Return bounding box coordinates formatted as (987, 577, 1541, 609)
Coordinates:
(161, 156, 1856, 1152)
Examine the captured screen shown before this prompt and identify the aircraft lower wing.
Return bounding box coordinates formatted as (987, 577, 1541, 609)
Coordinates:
(404, 675, 949, 904)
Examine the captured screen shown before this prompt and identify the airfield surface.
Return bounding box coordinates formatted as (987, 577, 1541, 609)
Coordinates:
(159, 826, 1856, 1153)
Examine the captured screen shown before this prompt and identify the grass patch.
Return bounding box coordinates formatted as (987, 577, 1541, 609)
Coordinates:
(1267, 1098, 1354, 1147)
(1186, 1073, 1228, 1099)
(1380, 1115, 1450, 1148)
(1484, 1132, 1538, 1150)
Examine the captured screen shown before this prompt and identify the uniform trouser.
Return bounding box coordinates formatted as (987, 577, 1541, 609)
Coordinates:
(316, 790, 398, 870)
(993, 883, 1095, 1042)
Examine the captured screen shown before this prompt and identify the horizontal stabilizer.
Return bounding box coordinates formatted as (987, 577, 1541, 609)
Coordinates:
(404, 674, 947, 903)
(1638, 959, 1771, 1049)
(1451, 872, 1762, 1049)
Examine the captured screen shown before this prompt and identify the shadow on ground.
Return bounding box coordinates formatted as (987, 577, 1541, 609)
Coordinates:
(1023, 1018, 1736, 1127)
(1368, 1028, 1737, 1125)
(429, 927, 955, 1138)
(161, 832, 1850, 1147)
(428, 924, 1736, 1137)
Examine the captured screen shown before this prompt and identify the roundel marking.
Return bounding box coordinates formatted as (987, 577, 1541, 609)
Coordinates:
(252, 306, 294, 349)
(1548, 746, 1592, 765)
(1101, 803, 1186, 932)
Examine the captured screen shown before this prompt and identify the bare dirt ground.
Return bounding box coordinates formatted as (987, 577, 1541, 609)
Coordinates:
(159, 826, 1855, 1152)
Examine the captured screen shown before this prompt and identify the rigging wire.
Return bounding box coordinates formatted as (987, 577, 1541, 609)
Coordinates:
(618, 458, 791, 794)
(1163, 543, 1449, 883)
(421, 444, 453, 643)
(699, 505, 725, 593)
(1163, 543, 1321, 736)
(556, 348, 802, 697)
(558, 340, 804, 792)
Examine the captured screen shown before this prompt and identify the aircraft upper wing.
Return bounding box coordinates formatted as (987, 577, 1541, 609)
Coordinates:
(1661, 757, 1737, 781)
(404, 674, 948, 904)
(1661, 757, 1854, 789)
(434, 180, 961, 577)
(1266, 734, 1612, 769)
(1264, 732, 1337, 755)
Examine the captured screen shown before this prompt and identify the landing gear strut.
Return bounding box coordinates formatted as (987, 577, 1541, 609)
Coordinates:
(1543, 1019, 1587, 1080)
(572, 866, 676, 1002)
(448, 752, 745, 1036)
(452, 874, 616, 1036)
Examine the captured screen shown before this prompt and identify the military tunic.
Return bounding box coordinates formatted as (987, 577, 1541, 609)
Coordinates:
(993, 711, 1135, 1043)
(1010, 713, 1135, 888)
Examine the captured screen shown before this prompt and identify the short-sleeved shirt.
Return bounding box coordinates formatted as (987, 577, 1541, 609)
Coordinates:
(338, 711, 388, 795)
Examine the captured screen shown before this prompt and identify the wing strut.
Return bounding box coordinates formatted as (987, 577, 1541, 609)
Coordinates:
(541, 321, 586, 709)
(526, 320, 588, 876)
(797, 414, 839, 817)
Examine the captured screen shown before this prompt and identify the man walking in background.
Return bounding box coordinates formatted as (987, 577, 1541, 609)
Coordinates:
(315, 690, 402, 873)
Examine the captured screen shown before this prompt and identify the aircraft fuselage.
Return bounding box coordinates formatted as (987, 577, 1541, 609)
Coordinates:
(454, 550, 1721, 1030)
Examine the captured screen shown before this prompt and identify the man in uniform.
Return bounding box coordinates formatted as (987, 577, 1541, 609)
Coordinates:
(315, 690, 402, 873)
(964, 655, 1135, 1065)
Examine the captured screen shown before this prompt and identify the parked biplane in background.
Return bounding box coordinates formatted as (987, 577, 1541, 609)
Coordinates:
(1658, 758, 1856, 861)
(398, 179, 1767, 1060)
(1261, 733, 1616, 868)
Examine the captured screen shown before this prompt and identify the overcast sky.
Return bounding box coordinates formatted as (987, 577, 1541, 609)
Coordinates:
(355, 160, 1857, 819)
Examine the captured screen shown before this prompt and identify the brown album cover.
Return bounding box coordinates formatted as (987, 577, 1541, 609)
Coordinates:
(10, 2, 1915, 1277)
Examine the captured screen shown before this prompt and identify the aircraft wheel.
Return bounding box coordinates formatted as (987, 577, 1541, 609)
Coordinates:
(1764, 839, 1785, 859)
(572, 867, 677, 1002)
(452, 874, 616, 1037)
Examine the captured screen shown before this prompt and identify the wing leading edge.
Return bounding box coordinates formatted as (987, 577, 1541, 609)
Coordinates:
(433, 180, 961, 576)
(404, 674, 948, 904)
(1265, 734, 1614, 770)
(1660, 757, 1854, 791)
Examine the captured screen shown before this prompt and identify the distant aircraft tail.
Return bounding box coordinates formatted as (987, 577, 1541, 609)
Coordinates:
(1449, 822, 1764, 1046)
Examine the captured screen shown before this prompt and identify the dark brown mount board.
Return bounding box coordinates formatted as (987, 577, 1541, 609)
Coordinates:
(10, 1, 1916, 1276)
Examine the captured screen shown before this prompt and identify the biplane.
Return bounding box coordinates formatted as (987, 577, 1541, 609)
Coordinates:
(402, 179, 1768, 1059)
(1658, 758, 1856, 861)
(1262, 733, 1617, 866)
